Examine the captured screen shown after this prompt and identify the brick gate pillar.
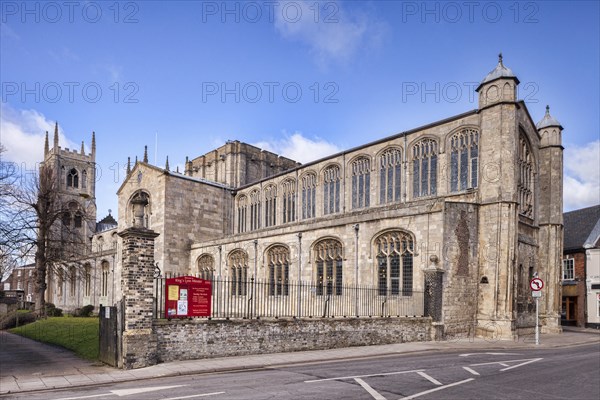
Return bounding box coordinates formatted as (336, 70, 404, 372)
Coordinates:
(424, 255, 444, 339)
(118, 221, 159, 369)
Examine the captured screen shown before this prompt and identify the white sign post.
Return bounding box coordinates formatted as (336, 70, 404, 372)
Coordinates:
(530, 278, 544, 346)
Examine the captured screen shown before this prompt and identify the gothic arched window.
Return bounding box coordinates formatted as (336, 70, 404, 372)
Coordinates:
(450, 129, 479, 192)
(237, 195, 248, 233)
(412, 139, 437, 198)
(250, 190, 261, 231)
(69, 265, 76, 297)
(323, 165, 341, 215)
(82, 170, 87, 189)
(301, 172, 316, 219)
(282, 179, 296, 223)
(267, 245, 290, 296)
(229, 250, 248, 296)
(197, 254, 215, 280)
(67, 168, 79, 188)
(518, 134, 535, 217)
(101, 261, 110, 297)
(352, 157, 371, 209)
(314, 239, 343, 296)
(264, 185, 277, 228)
(84, 264, 91, 297)
(375, 231, 414, 296)
(379, 148, 402, 204)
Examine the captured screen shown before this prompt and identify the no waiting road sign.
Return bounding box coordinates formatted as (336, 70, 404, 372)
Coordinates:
(530, 278, 544, 291)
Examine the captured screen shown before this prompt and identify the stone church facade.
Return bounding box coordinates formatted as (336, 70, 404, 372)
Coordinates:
(44, 56, 564, 339)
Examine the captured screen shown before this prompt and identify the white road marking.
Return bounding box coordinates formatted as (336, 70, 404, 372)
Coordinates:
(416, 371, 442, 386)
(462, 367, 480, 376)
(354, 378, 387, 400)
(498, 363, 509, 367)
(459, 352, 521, 357)
(55, 395, 107, 400)
(304, 369, 425, 383)
(162, 392, 225, 400)
(111, 385, 186, 397)
(500, 358, 543, 371)
(399, 378, 475, 400)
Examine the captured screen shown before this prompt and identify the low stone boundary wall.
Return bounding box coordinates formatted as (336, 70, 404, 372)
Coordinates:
(154, 317, 432, 363)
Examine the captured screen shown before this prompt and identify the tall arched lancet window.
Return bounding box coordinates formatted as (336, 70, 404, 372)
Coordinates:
(267, 245, 290, 296)
(84, 264, 91, 297)
(229, 250, 248, 296)
(412, 139, 437, 198)
(264, 185, 277, 228)
(352, 157, 371, 209)
(101, 260, 110, 297)
(379, 148, 402, 204)
(314, 239, 343, 295)
(67, 168, 79, 188)
(197, 254, 215, 281)
(82, 170, 87, 189)
(282, 179, 296, 223)
(69, 265, 76, 296)
(518, 134, 534, 217)
(250, 190, 261, 231)
(301, 173, 316, 219)
(450, 129, 479, 192)
(237, 195, 248, 233)
(375, 231, 414, 296)
(323, 165, 341, 215)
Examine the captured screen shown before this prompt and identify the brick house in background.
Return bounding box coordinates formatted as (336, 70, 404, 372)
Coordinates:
(562, 205, 600, 327)
(1, 264, 36, 303)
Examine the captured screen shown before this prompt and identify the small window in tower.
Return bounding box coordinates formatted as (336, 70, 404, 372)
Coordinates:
(74, 213, 83, 228)
(67, 168, 79, 188)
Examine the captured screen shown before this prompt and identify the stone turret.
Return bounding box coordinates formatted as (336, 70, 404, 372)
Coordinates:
(476, 53, 520, 109)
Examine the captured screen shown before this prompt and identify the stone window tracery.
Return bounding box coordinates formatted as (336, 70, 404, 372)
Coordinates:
(518, 135, 535, 218)
(450, 129, 479, 192)
(264, 185, 277, 228)
(412, 139, 437, 198)
(375, 231, 414, 296)
(69, 266, 76, 297)
(301, 173, 316, 219)
(237, 195, 248, 233)
(84, 264, 91, 297)
(67, 168, 79, 188)
(282, 179, 296, 223)
(250, 190, 261, 231)
(352, 157, 371, 209)
(267, 246, 290, 296)
(197, 254, 215, 281)
(82, 170, 87, 189)
(314, 239, 343, 296)
(101, 261, 109, 297)
(323, 165, 341, 215)
(379, 148, 402, 204)
(229, 250, 248, 296)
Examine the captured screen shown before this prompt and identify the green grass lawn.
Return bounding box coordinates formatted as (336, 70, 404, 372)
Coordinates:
(10, 317, 99, 360)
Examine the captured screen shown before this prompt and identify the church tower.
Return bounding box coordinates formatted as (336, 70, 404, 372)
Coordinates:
(41, 123, 97, 256)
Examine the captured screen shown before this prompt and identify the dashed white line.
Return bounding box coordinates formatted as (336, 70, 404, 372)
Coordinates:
(500, 358, 543, 371)
(354, 378, 387, 400)
(399, 378, 475, 400)
(462, 367, 480, 376)
(304, 369, 425, 383)
(416, 371, 442, 386)
(162, 392, 225, 400)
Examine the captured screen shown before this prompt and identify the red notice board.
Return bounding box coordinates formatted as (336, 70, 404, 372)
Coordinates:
(165, 276, 212, 318)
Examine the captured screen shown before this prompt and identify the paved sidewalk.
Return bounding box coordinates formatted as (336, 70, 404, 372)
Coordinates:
(1, 329, 598, 395)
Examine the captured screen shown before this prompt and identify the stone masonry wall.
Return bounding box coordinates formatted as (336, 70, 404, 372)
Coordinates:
(154, 317, 431, 362)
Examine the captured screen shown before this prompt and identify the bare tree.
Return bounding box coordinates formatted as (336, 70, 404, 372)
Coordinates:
(2, 147, 93, 314)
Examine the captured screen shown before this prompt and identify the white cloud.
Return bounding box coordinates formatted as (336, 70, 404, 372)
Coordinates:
(253, 131, 340, 164)
(564, 140, 600, 211)
(0, 104, 77, 169)
(274, 1, 386, 67)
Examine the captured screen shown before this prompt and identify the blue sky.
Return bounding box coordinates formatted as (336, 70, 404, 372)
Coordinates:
(1, 0, 599, 215)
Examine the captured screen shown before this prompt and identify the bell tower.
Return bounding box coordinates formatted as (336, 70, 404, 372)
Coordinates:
(41, 123, 97, 256)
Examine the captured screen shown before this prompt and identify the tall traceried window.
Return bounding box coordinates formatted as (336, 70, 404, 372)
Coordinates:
(301, 173, 316, 219)
(267, 246, 290, 296)
(314, 239, 343, 296)
(518, 135, 534, 218)
(375, 231, 414, 296)
(84, 264, 91, 297)
(67, 168, 79, 188)
(282, 179, 296, 224)
(57, 268, 64, 297)
(82, 170, 87, 189)
(250, 190, 261, 231)
(237, 195, 248, 233)
(352, 157, 371, 209)
(197, 254, 215, 280)
(229, 250, 248, 296)
(101, 261, 109, 297)
(379, 148, 402, 204)
(412, 139, 437, 198)
(323, 165, 341, 215)
(69, 266, 76, 297)
(264, 185, 277, 228)
(450, 129, 479, 192)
